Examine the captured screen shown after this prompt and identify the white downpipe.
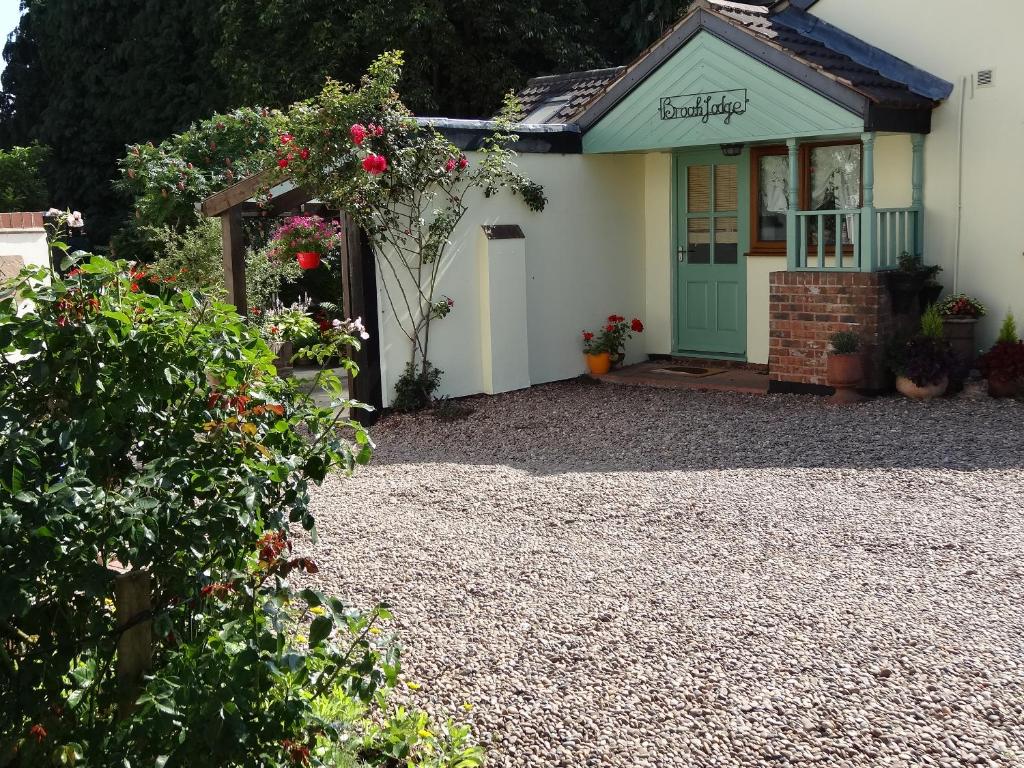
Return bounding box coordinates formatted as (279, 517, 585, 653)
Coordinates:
(953, 75, 967, 293)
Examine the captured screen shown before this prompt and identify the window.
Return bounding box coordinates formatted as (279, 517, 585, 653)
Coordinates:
(750, 141, 862, 254)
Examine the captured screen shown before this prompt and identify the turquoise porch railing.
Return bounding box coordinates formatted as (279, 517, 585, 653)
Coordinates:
(790, 205, 922, 272)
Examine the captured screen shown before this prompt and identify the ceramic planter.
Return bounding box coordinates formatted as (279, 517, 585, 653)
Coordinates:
(987, 375, 1020, 399)
(896, 374, 948, 400)
(296, 251, 321, 270)
(585, 351, 611, 376)
(942, 316, 979, 366)
(826, 353, 866, 404)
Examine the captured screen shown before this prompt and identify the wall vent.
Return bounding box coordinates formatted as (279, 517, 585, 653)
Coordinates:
(976, 69, 995, 88)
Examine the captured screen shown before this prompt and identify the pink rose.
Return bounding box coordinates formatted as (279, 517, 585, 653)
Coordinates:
(444, 158, 456, 172)
(458, 155, 468, 169)
(279, 133, 293, 145)
(362, 153, 387, 175)
(350, 124, 367, 146)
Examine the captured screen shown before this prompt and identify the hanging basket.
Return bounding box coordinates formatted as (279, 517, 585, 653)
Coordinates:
(296, 251, 321, 270)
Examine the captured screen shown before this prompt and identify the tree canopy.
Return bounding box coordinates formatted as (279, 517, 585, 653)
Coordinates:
(0, 0, 689, 243)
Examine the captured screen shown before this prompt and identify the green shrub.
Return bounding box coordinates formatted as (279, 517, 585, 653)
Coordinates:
(829, 331, 860, 355)
(0, 144, 50, 212)
(0, 252, 481, 766)
(920, 304, 945, 340)
(393, 361, 444, 413)
(997, 311, 1019, 344)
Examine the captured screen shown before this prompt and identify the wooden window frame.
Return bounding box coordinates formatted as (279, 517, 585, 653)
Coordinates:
(749, 140, 863, 257)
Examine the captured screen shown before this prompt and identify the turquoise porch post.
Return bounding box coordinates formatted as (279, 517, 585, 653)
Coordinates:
(785, 138, 799, 270)
(911, 134, 925, 256)
(860, 132, 876, 271)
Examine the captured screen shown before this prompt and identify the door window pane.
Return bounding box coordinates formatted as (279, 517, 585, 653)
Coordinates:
(714, 164, 737, 211)
(758, 155, 788, 242)
(714, 217, 738, 264)
(688, 165, 711, 212)
(810, 144, 861, 210)
(687, 218, 711, 263)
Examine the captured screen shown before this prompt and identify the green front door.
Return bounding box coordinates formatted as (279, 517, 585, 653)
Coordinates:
(674, 151, 748, 358)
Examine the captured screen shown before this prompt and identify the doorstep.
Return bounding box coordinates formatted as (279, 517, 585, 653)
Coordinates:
(594, 361, 769, 395)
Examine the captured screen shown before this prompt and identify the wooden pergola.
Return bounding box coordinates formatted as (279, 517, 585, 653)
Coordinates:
(200, 171, 382, 418)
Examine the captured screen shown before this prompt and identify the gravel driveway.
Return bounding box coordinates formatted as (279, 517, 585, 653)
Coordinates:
(308, 381, 1024, 767)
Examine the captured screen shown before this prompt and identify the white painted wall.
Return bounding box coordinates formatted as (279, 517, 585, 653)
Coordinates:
(814, 0, 1024, 343)
(376, 153, 647, 406)
(0, 228, 50, 276)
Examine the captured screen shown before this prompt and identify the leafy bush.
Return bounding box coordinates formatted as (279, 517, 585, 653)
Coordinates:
(829, 331, 859, 355)
(0, 253, 481, 766)
(920, 304, 945, 340)
(889, 306, 954, 386)
(979, 340, 1024, 385)
(149, 218, 227, 299)
(997, 311, 1018, 344)
(0, 144, 51, 212)
(392, 361, 444, 413)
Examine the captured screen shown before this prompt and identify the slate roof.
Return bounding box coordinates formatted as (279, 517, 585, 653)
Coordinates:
(511, 67, 625, 123)
(510, 0, 949, 126)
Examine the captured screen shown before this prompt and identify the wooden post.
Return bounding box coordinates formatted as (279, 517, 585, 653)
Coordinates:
(340, 213, 370, 418)
(114, 569, 152, 718)
(860, 132, 876, 271)
(911, 133, 925, 256)
(221, 206, 247, 316)
(786, 138, 800, 271)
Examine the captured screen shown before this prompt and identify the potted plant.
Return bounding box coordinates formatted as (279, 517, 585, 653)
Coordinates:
(826, 331, 865, 404)
(582, 314, 644, 374)
(889, 305, 955, 400)
(887, 253, 943, 314)
(937, 292, 985, 365)
(979, 311, 1024, 398)
(269, 215, 343, 270)
(263, 304, 320, 375)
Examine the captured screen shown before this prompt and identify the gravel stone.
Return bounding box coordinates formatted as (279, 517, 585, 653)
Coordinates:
(306, 381, 1024, 767)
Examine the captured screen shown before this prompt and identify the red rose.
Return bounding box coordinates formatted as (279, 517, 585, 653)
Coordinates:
(583, 331, 594, 341)
(444, 158, 456, 172)
(298, 148, 310, 160)
(608, 314, 617, 322)
(606, 324, 614, 332)
(350, 123, 367, 145)
(458, 155, 468, 169)
(631, 318, 644, 333)
(279, 133, 293, 145)
(363, 154, 387, 175)
(278, 157, 289, 169)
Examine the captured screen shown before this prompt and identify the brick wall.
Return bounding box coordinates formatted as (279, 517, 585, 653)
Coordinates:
(769, 271, 911, 389)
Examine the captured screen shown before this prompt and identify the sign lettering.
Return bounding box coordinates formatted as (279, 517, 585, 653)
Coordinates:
(658, 89, 749, 124)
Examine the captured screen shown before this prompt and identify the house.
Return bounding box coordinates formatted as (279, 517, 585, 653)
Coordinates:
(209, 0, 1022, 407)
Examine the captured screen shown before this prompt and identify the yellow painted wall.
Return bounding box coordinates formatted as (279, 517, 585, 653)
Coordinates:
(642, 152, 673, 356)
(747, 255, 787, 364)
(814, 0, 1024, 342)
(375, 152, 647, 406)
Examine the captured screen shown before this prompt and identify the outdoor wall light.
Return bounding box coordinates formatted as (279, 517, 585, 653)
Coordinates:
(720, 143, 744, 157)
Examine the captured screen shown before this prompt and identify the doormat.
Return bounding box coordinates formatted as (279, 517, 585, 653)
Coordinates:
(653, 365, 725, 378)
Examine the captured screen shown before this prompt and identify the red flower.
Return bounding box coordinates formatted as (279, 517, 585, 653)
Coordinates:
(298, 147, 310, 161)
(583, 331, 594, 341)
(606, 324, 614, 332)
(362, 153, 387, 175)
(29, 724, 46, 744)
(369, 123, 385, 137)
(200, 582, 235, 600)
(631, 318, 644, 333)
(207, 392, 221, 409)
(278, 157, 290, 169)
(444, 158, 456, 172)
(279, 132, 294, 145)
(130, 283, 139, 292)
(350, 123, 367, 145)
(68, 267, 81, 277)
(458, 155, 468, 169)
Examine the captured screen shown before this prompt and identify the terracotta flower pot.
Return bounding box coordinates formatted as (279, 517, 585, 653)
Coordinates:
(826, 353, 866, 404)
(942, 317, 979, 366)
(987, 374, 1020, 399)
(585, 352, 612, 376)
(296, 251, 321, 270)
(896, 374, 948, 400)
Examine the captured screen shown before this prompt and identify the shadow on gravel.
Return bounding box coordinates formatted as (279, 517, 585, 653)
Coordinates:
(367, 380, 1024, 474)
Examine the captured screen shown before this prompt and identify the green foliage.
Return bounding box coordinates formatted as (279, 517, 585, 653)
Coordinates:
(392, 362, 444, 413)
(829, 331, 860, 355)
(265, 305, 320, 344)
(0, 144, 50, 211)
(149, 219, 227, 300)
(0, 250, 482, 766)
(247, 244, 305, 315)
(997, 311, 1019, 344)
(920, 304, 945, 340)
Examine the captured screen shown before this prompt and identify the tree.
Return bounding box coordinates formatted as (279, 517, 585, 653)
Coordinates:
(0, 143, 50, 211)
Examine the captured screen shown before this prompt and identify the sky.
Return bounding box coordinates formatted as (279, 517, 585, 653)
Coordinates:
(0, 0, 22, 78)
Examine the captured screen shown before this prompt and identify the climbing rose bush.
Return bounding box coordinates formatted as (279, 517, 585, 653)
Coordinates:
(0, 252, 483, 766)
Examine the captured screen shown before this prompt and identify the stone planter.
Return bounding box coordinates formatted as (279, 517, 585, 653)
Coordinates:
(987, 375, 1021, 399)
(270, 340, 294, 377)
(896, 374, 948, 400)
(942, 317, 979, 366)
(826, 353, 866, 404)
